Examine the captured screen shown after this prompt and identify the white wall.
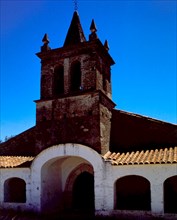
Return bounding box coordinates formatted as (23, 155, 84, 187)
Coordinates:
(0, 168, 30, 212)
(102, 162, 177, 214)
(0, 144, 176, 215)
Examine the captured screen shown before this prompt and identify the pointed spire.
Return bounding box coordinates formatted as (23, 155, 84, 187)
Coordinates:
(41, 33, 51, 52)
(104, 40, 109, 51)
(64, 11, 86, 47)
(89, 19, 98, 41)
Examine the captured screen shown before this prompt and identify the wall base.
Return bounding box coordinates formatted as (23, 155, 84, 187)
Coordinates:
(95, 210, 177, 220)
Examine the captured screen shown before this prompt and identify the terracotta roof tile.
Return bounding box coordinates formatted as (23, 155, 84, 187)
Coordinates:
(0, 156, 34, 168)
(1, 147, 176, 168)
(103, 147, 177, 165)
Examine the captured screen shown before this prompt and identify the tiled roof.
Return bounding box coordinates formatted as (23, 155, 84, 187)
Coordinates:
(102, 147, 177, 165)
(1, 147, 177, 168)
(0, 156, 34, 168)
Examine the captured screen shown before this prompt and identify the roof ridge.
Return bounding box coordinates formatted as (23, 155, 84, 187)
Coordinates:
(115, 109, 177, 126)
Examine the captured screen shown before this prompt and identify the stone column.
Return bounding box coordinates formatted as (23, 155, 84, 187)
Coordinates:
(64, 58, 70, 94)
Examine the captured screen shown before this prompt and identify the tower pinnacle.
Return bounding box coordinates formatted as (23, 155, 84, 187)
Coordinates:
(42, 33, 49, 44)
(90, 19, 97, 33)
(41, 33, 51, 52)
(104, 40, 109, 51)
(89, 19, 98, 41)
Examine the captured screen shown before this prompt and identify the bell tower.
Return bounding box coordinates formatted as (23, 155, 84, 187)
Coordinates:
(35, 11, 115, 154)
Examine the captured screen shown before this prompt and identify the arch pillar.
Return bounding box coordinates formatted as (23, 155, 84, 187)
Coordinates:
(94, 168, 104, 210)
(151, 183, 164, 214)
(94, 161, 114, 211)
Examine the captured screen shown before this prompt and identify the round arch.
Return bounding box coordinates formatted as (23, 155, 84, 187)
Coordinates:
(65, 163, 93, 192)
(64, 163, 94, 210)
(4, 177, 26, 203)
(164, 175, 177, 214)
(30, 144, 104, 213)
(31, 144, 103, 174)
(114, 175, 151, 211)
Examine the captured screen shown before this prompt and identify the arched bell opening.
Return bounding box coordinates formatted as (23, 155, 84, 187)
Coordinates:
(70, 61, 82, 92)
(53, 65, 64, 96)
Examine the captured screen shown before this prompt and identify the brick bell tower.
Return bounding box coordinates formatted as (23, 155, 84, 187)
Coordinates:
(35, 11, 115, 154)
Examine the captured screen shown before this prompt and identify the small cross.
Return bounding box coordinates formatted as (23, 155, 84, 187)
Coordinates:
(73, 0, 78, 11)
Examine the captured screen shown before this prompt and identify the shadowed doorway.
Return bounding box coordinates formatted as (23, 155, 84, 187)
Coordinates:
(164, 175, 177, 213)
(72, 171, 94, 211)
(115, 175, 151, 211)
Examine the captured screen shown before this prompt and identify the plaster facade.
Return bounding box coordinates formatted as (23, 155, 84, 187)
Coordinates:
(0, 144, 176, 215)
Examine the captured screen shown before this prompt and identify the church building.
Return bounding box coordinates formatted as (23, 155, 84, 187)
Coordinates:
(0, 11, 177, 218)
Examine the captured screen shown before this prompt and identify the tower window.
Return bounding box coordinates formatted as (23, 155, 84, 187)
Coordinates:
(70, 61, 81, 92)
(53, 65, 64, 96)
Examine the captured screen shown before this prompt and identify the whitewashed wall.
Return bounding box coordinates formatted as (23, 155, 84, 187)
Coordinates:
(0, 144, 176, 215)
(101, 162, 177, 214)
(0, 168, 30, 212)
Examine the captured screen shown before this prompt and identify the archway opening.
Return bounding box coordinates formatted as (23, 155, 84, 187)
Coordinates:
(164, 175, 177, 213)
(72, 172, 94, 211)
(41, 156, 94, 214)
(115, 175, 150, 211)
(4, 178, 26, 203)
(41, 158, 64, 214)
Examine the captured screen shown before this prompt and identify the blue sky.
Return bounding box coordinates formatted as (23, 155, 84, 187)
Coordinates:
(0, 0, 176, 141)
